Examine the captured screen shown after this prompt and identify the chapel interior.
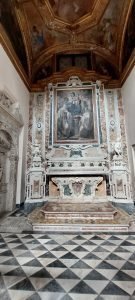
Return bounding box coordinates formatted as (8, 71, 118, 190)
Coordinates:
(0, 0, 135, 299)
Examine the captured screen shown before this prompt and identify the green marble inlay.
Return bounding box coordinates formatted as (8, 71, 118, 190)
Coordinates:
(83, 184, 91, 195)
(63, 185, 72, 196)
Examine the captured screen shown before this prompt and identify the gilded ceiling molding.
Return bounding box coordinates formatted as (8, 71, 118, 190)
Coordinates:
(15, 3, 32, 78)
(32, 43, 118, 77)
(117, 0, 133, 72)
(120, 50, 135, 86)
(0, 25, 30, 90)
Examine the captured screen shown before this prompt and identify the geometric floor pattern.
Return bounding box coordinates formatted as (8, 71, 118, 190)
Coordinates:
(0, 233, 135, 300)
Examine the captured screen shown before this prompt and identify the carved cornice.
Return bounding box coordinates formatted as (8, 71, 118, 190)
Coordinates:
(31, 68, 121, 91)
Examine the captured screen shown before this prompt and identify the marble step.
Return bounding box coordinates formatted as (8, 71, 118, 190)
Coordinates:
(40, 201, 117, 221)
(33, 223, 129, 232)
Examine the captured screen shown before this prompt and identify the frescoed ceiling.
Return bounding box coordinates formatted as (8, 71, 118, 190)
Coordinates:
(0, 0, 135, 88)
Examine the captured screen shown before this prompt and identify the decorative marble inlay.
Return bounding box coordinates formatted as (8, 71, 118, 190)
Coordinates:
(51, 176, 103, 201)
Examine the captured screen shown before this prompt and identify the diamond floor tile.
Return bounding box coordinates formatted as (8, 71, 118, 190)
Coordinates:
(0, 232, 134, 299)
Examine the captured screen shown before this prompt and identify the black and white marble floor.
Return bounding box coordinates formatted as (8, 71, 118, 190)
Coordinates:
(0, 232, 135, 300)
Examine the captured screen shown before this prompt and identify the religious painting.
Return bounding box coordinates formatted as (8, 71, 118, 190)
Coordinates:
(54, 87, 98, 144)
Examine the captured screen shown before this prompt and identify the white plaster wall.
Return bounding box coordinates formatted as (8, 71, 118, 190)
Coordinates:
(122, 66, 135, 198)
(0, 45, 30, 205)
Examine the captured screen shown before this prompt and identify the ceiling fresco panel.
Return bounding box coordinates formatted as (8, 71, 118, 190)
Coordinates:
(0, 0, 134, 86)
(78, 0, 125, 53)
(0, 0, 28, 74)
(48, 0, 96, 23)
(23, 1, 69, 58)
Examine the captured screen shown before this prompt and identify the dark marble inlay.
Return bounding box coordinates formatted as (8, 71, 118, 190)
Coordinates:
(5, 234, 18, 239)
(120, 241, 135, 246)
(90, 236, 104, 240)
(101, 241, 116, 246)
(9, 278, 35, 291)
(26, 239, 40, 245)
(21, 235, 34, 239)
(38, 235, 50, 239)
(47, 260, 66, 268)
(83, 253, 100, 260)
(2, 258, 19, 266)
(38, 252, 56, 259)
(23, 258, 42, 267)
(106, 253, 123, 260)
(32, 245, 47, 251)
(0, 244, 8, 249)
(71, 260, 90, 269)
(96, 261, 117, 269)
(8, 239, 22, 244)
(0, 276, 6, 289)
(69, 280, 96, 294)
(84, 270, 108, 280)
(61, 252, 78, 260)
(52, 246, 67, 251)
(31, 268, 52, 278)
(63, 240, 77, 245)
(14, 244, 28, 250)
(39, 279, 65, 292)
(45, 240, 58, 245)
(73, 236, 86, 240)
(112, 270, 135, 281)
(0, 250, 13, 256)
(128, 253, 135, 260)
(94, 246, 109, 252)
(114, 246, 131, 253)
(82, 240, 97, 246)
(26, 292, 41, 300)
(73, 246, 87, 252)
(0, 237, 5, 243)
(101, 281, 129, 295)
(121, 261, 135, 270)
(108, 236, 123, 240)
(57, 269, 79, 279)
(5, 266, 26, 276)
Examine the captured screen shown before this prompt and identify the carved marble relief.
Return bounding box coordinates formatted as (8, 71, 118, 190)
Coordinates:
(51, 176, 104, 201)
(0, 91, 22, 213)
(105, 89, 131, 200)
(26, 93, 47, 204)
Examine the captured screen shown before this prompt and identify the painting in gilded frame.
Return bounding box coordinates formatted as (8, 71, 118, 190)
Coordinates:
(54, 86, 98, 144)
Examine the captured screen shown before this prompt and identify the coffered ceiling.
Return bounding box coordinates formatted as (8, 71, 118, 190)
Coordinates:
(0, 0, 135, 89)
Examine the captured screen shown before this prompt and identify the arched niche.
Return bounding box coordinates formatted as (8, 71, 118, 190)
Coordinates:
(0, 91, 23, 214)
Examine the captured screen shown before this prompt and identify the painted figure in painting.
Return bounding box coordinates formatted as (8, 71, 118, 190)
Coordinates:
(57, 89, 94, 142)
(31, 25, 45, 52)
